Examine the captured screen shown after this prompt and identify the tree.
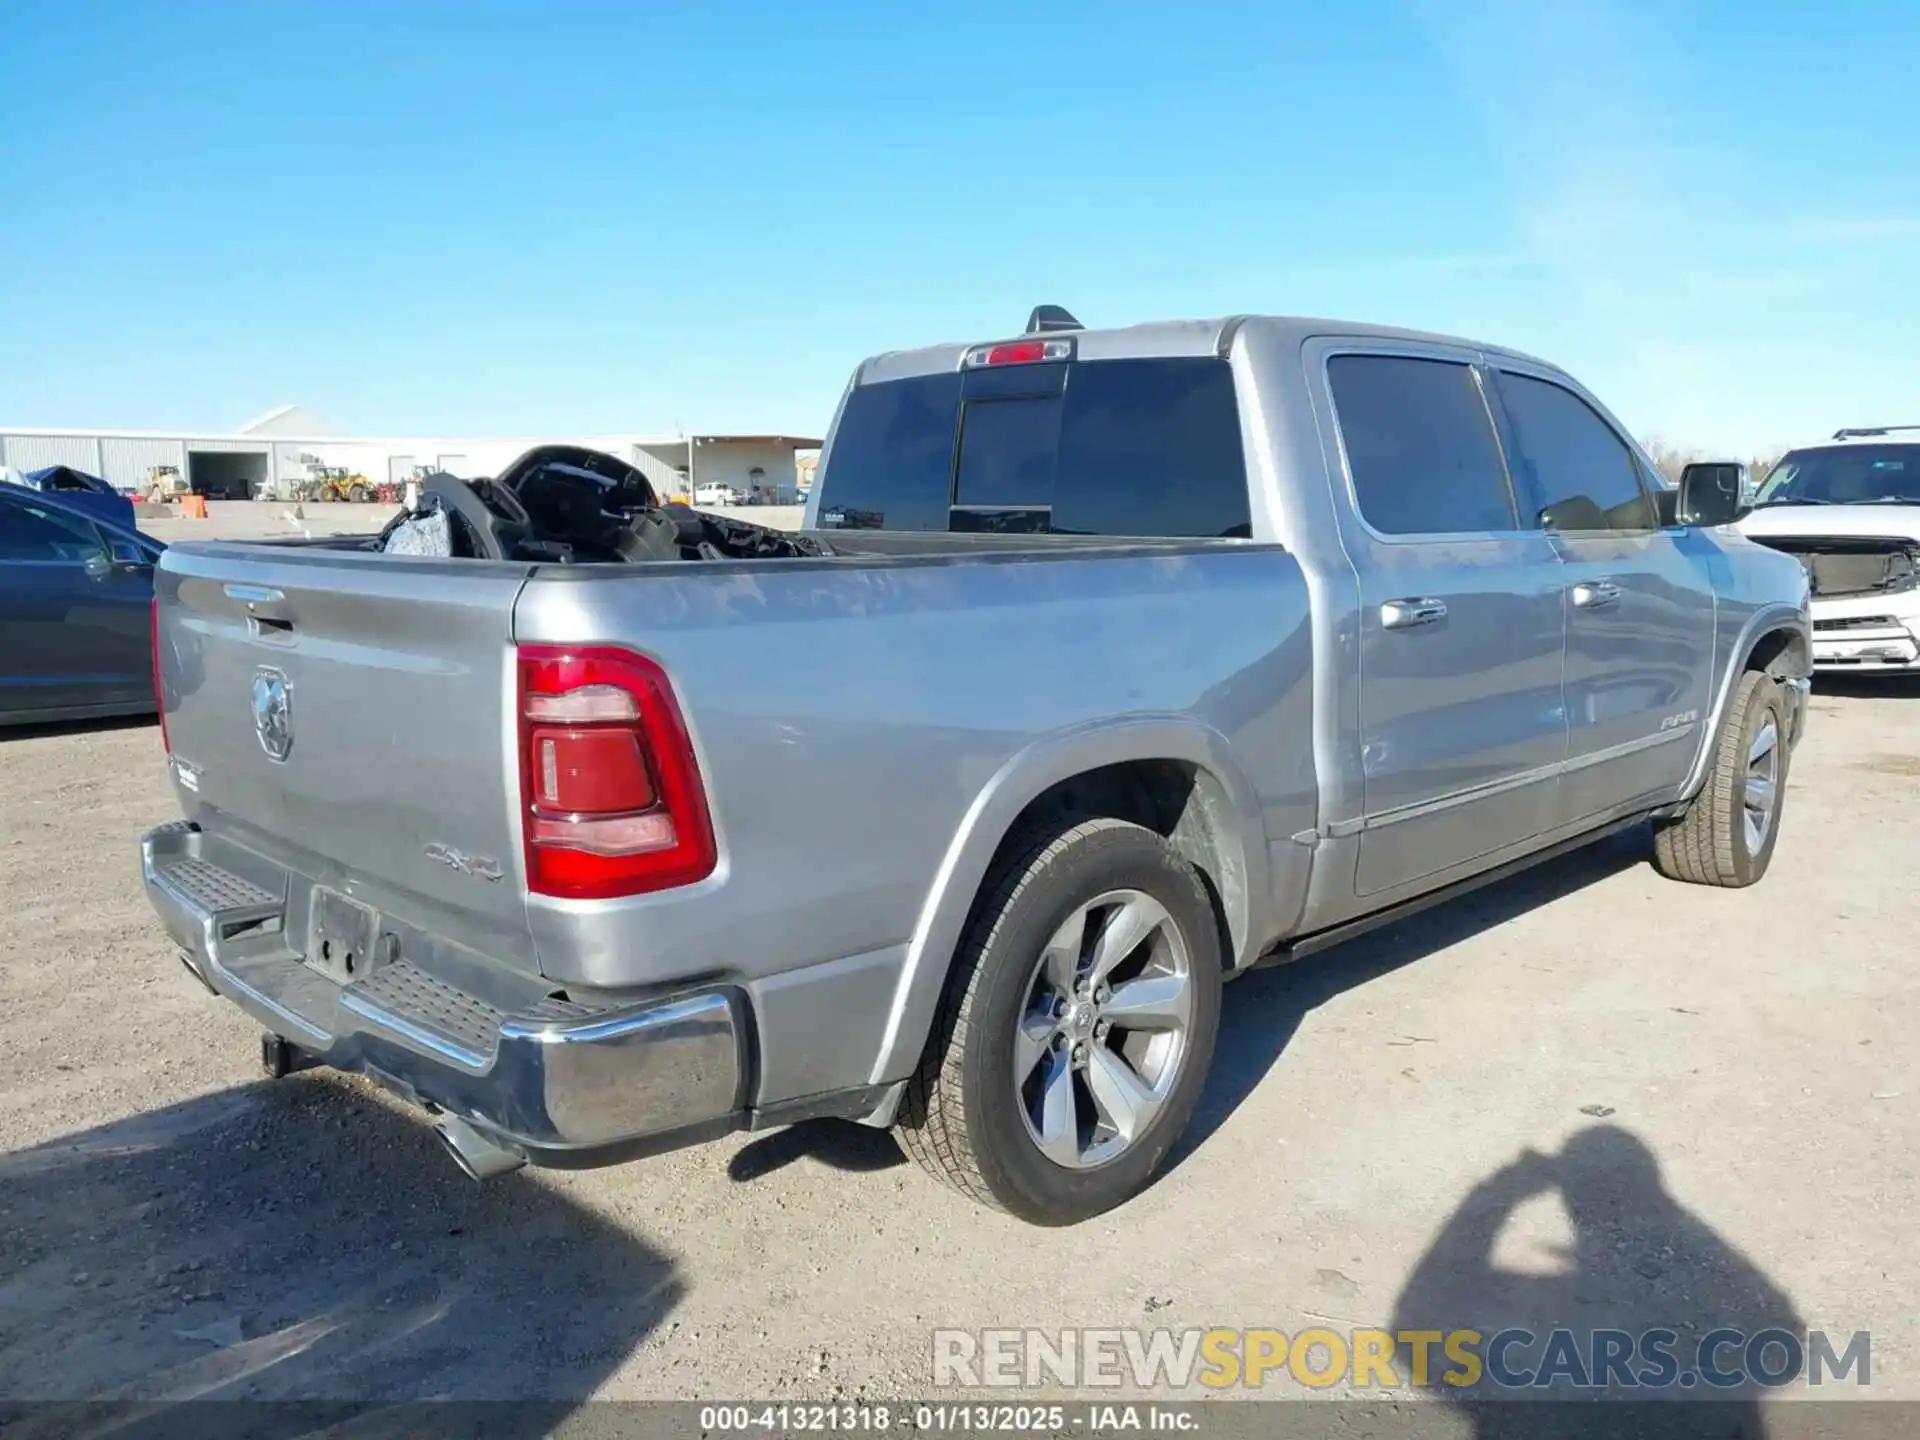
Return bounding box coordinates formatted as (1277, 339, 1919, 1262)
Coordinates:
(1640, 438, 1783, 488)
(1640, 437, 1699, 485)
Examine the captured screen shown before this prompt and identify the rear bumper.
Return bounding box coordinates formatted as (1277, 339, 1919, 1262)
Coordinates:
(140, 822, 749, 1166)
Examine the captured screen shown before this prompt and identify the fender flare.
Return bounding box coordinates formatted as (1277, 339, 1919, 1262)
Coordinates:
(1678, 603, 1810, 802)
(866, 715, 1273, 1086)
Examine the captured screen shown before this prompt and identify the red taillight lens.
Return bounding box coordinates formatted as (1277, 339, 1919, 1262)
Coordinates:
(987, 341, 1047, 366)
(530, 727, 656, 812)
(965, 338, 1072, 368)
(150, 596, 170, 753)
(517, 646, 716, 899)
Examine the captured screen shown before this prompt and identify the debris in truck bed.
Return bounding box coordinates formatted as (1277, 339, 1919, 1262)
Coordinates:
(375, 446, 831, 564)
(381, 507, 453, 557)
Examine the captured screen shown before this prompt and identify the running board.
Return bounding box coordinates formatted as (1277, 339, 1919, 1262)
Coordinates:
(1257, 812, 1651, 968)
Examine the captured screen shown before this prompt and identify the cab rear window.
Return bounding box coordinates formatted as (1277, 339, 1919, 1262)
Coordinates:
(816, 357, 1251, 539)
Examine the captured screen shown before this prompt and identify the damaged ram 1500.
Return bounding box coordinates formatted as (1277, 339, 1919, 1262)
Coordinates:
(141, 309, 1812, 1224)
(1739, 426, 1920, 673)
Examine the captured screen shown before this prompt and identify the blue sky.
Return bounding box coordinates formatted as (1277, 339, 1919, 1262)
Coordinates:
(2, 0, 1913, 454)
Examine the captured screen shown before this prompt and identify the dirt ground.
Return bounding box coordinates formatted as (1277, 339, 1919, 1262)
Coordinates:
(1, 679, 1914, 1418)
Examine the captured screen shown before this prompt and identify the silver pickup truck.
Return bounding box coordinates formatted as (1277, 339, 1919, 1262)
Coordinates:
(141, 311, 1812, 1224)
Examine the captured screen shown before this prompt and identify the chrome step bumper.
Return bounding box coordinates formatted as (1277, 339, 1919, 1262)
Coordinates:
(140, 822, 748, 1165)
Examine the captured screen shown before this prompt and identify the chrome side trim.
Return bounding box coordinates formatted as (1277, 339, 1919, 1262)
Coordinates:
(1361, 759, 1560, 831)
(1342, 726, 1695, 836)
(1560, 724, 1695, 773)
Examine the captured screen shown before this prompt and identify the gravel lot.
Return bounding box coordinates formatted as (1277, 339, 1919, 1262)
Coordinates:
(1, 678, 1914, 1418)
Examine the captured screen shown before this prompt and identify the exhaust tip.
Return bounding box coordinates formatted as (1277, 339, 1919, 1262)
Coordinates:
(176, 949, 218, 996)
(433, 1115, 526, 1182)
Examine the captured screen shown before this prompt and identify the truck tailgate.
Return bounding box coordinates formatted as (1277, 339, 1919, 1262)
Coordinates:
(155, 544, 539, 970)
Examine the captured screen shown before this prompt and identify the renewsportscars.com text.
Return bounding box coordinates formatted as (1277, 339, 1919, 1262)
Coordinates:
(932, 1326, 1871, 1392)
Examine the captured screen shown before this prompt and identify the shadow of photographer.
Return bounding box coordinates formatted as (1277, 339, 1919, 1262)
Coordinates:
(1391, 1124, 1804, 1438)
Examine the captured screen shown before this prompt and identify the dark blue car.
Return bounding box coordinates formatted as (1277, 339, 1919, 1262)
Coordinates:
(0, 481, 164, 725)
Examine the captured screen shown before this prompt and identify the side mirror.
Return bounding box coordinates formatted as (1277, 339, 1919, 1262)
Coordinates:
(108, 538, 151, 568)
(1678, 461, 1752, 527)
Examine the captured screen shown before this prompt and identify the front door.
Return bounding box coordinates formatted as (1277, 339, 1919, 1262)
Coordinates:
(1488, 367, 1717, 818)
(1318, 344, 1570, 897)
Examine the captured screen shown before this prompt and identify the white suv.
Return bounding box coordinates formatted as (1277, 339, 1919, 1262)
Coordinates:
(693, 482, 746, 508)
(1740, 426, 1920, 673)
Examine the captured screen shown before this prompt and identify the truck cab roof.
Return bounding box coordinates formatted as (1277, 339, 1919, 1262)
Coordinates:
(855, 313, 1559, 386)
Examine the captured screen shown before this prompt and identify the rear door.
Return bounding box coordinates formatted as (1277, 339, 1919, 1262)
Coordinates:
(1313, 342, 1570, 897)
(157, 546, 540, 969)
(1488, 367, 1717, 818)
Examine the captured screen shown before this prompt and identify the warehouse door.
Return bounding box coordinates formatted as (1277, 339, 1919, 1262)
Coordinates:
(187, 450, 268, 498)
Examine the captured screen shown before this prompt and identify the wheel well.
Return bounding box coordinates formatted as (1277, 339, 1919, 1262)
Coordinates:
(1745, 626, 1809, 680)
(986, 759, 1245, 969)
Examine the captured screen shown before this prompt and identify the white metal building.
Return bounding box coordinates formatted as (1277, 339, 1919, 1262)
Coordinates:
(0, 406, 821, 504)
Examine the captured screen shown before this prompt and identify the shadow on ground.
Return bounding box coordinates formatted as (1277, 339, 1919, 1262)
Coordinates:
(1177, 827, 1648, 1165)
(0, 713, 157, 745)
(727, 1117, 905, 1183)
(0, 1075, 680, 1432)
(1391, 1124, 1805, 1438)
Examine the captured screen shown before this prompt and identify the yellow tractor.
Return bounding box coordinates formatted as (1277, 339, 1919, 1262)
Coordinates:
(144, 465, 188, 503)
(299, 466, 375, 503)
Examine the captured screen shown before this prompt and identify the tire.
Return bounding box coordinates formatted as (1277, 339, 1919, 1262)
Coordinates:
(895, 817, 1223, 1225)
(1652, 670, 1789, 887)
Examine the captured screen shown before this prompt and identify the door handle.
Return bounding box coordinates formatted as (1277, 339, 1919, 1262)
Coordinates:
(1571, 579, 1622, 609)
(223, 582, 292, 623)
(1380, 596, 1448, 630)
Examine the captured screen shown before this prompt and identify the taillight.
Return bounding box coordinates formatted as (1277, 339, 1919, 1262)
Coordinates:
(150, 596, 170, 753)
(516, 646, 716, 899)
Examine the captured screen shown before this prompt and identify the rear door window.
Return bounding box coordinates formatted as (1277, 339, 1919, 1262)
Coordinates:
(816, 372, 962, 531)
(817, 357, 1250, 538)
(1326, 355, 1518, 535)
(1496, 372, 1657, 533)
(1049, 358, 1251, 538)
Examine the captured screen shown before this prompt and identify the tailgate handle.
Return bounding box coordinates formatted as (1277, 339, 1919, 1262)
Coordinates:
(223, 583, 293, 623)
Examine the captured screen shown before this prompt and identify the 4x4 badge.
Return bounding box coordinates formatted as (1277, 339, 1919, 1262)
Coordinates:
(424, 842, 505, 883)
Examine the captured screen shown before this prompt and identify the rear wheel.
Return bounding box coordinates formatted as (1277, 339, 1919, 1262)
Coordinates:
(896, 818, 1222, 1225)
(1653, 669, 1788, 887)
